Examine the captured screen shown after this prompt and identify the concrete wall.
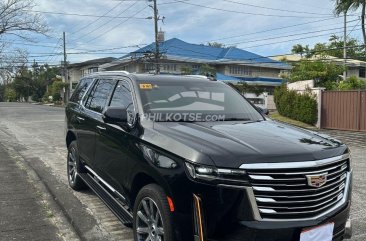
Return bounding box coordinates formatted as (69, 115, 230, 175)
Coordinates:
(68, 68, 82, 84)
(287, 79, 314, 91)
(266, 95, 276, 110)
(243, 92, 276, 110)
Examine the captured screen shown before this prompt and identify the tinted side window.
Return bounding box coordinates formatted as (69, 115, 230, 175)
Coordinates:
(85, 79, 116, 113)
(110, 81, 133, 109)
(70, 78, 93, 103)
(110, 80, 136, 125)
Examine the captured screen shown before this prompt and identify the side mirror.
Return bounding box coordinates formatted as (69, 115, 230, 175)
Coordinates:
(261, 108, 269, 116)
(103, 107, 128, 125)
(256, 106, 269, 116)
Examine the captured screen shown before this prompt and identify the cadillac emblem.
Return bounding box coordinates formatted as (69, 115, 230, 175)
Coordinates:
(306, 173, 328, 187)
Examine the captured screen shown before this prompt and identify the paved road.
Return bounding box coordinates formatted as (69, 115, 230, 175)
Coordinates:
(0, 102, 364, 241)
(0, 103, 132, 241)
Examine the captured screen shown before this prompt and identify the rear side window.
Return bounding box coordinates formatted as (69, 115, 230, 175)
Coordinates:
(70, 78, 93, 103)
(85, 79, 116, 113)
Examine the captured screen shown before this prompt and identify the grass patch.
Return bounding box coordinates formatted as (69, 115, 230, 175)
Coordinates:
(269, 112, 315, 129)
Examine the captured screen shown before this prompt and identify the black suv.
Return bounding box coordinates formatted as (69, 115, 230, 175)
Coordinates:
(66, 71, 352, 241)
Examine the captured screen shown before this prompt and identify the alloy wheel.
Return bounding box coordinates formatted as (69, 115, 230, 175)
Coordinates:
(68, 147, 77, 184)
(136, 197, 164, 241)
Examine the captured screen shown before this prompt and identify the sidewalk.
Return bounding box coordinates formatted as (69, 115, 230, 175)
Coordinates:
(0, 144, 62, 241)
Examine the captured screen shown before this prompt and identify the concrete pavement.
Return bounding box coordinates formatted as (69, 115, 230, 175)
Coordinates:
(0, 143, 62, 241)
(0, 102, 133, 241)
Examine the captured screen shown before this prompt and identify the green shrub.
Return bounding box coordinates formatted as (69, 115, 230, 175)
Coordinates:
(52, 92, 62, 102)
(4, 87, 17, 102)
(274, 85, 318, 125)
(337, 76, 366, 90)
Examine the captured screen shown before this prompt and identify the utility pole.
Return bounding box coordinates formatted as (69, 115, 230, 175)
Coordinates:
(153, 0, 160, 74)
(343, 12, 347, 81)
(63, 31, 69, 102)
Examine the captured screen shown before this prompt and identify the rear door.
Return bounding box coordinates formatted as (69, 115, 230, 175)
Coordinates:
(67, 78, 95, 164)
(94, 79, 137, 196)
(79, 78, 117, 169)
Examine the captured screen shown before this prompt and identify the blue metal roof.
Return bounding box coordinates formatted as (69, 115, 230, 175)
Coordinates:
(216, 73, 242, 83)
(129, 38, 290, 69)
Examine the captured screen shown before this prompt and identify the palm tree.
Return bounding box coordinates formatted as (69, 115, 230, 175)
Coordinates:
(333, 0, 366, 52)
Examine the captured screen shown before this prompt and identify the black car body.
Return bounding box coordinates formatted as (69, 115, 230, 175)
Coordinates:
(65, 72, 352, 241)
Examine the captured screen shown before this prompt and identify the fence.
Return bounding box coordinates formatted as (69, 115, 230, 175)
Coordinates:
(321, 91, 366, 132)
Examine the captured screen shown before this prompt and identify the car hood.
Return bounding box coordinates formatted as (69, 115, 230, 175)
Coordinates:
(144, 120, 347, 168)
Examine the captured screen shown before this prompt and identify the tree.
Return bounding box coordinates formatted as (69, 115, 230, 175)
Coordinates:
(4, 86, 16, 101)
(291, 44, 312, 58)
(207, 42, 225, 48)
(199, 64, 216, 76)
(284, 59, 344, 89)
(0, 0, 47, 39)
(0, 84, 5, 101)
(333, 0, 366, 52)
(180, 65, 193, 75)
(291, 35, 364, 59)
(338, 76, 366, 89)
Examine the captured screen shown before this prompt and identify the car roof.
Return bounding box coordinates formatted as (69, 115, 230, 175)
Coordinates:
(83, 71, 215, 83)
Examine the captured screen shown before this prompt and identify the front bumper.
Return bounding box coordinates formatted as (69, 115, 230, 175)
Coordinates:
(188, 171, 352, 241)
(208, 201, 351, 241)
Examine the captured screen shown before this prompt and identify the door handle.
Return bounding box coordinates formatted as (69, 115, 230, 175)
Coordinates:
(96, 125, 106, 131)
(76, 116, 85, 122)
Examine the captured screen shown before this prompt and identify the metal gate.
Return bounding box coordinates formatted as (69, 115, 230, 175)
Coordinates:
(321, 91, 366, 132)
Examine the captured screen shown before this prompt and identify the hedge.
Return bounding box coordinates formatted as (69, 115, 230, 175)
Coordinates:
(274, 85, 318, 125)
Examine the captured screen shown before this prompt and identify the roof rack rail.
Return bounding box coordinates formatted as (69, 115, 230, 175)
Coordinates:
(184, 74, 217, 81)
(184, 75, 209, 79)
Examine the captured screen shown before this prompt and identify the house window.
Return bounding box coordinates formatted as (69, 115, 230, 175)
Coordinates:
(229, 66, 252, 76)
(162, 64, 177, 72)
(88, 67, 98, 74)
(359, 67, 366, 78)
(144, 63, 155, 71)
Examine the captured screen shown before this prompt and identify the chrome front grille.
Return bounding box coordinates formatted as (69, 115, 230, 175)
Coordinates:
(241, 154, 350, 220)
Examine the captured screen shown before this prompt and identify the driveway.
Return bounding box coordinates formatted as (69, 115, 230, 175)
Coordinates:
(319, 129, 366, 241)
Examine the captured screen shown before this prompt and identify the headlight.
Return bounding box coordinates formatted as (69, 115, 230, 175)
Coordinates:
(141, 145, 178, 169)
(185, 162, 249, 185)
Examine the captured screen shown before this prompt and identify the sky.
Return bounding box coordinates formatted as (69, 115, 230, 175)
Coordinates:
(3, 0, 364, 66)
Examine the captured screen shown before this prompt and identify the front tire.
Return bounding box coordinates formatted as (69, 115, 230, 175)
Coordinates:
(133, 184, 175, 241)
(67, 140, 87, 190)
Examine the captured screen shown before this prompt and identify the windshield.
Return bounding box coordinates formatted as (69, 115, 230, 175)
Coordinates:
(137, 79, 264, 122)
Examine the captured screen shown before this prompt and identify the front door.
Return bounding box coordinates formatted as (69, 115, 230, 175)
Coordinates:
(94, 79, 137, 197)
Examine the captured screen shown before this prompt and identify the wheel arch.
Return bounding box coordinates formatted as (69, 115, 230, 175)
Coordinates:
(130, 172, 172, 208)
(66, 130, 77, 148)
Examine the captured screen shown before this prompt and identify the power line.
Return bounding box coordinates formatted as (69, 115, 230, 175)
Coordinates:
(347, 19, 361, 38)
(221, 0, 336, 16)
(225, 23, 360, 47)
(175, 1, 338, 18)
(0, 41, 62, 48)
(68, 0, 126, 35)
(27, 9, 149, 19)
(71, 0, 141, 42)
(240, 28, 363, 49)
(207, 17, 340, 42)
(83, 5, 149, 44)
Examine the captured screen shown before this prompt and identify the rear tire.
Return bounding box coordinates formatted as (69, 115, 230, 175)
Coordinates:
(67, 140, 87, 190)
(133, 184, 176, 241)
